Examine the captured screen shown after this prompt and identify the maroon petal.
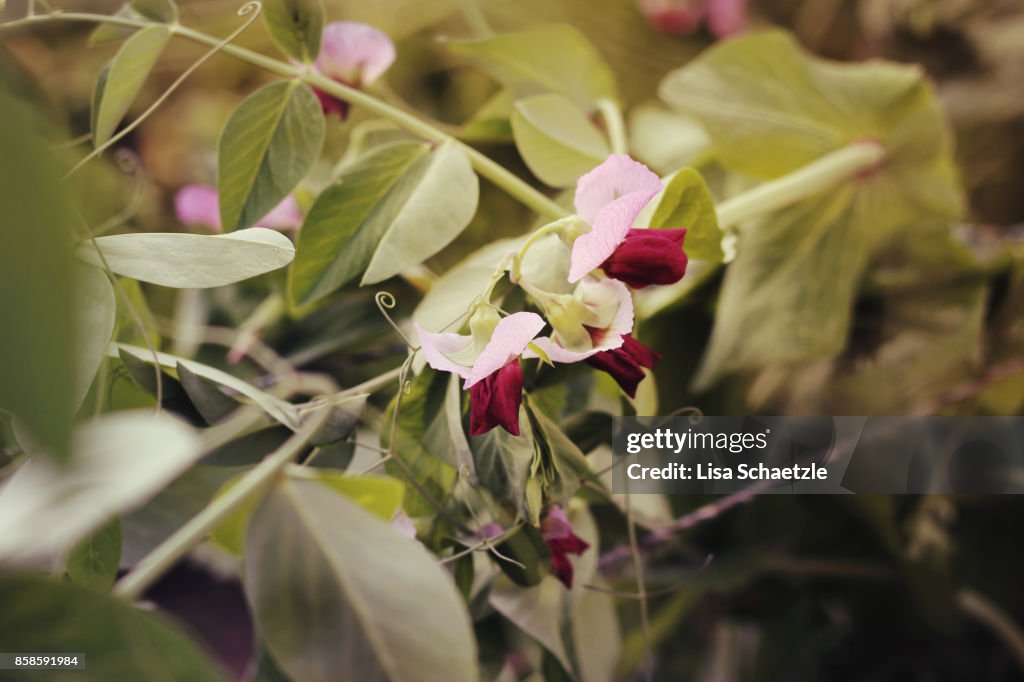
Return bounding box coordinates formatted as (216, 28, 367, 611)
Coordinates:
(601, 228, 688, 289)
(585, 335, 662, 398)
(469, 362, 524, 436)
(546, 534, 591, 588)
(313, 87, 351, 120)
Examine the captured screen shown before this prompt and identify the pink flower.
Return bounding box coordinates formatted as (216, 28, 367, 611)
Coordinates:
(540, 506, 590, 588)
(312, 22, 396, 119)
(636, 0, 748, 38)
(174, 184, 303, 231)
(568, 155, 688, 289)
(416, 312, 546, 436)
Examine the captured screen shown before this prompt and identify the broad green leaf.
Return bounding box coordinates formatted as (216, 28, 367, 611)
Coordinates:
(510, 93, 609, 188)
(112, 343, 300, 429)
(382, 369, 457, 517)
(264, 0, 325, 63)
(0, 86, 76, 461)
(132, 0, 178, 22)
(567, 508, 620, 682)
(0, 411, 201, 562)
(288, 142, 430, 307)
(446, 24, 618, 111)
(649, 168, 723, 263)
(92, 25, 171, 147)
(694, 189, 861, 388)
(74, 265, 117, 413)
(211, 467, 403, 556)
(469, 408, 538, 522)
(218, 81, 325, 231)
(658, 31, 964, 387)
(79, 228, 296, 288)
(245, 477, 477, 682)
(176, 362, 240, 424)
(362, 140, 479, 285)
(66, 519, 122, 591)
(0, 573, 229, 681)
(490, 575, 572, 673)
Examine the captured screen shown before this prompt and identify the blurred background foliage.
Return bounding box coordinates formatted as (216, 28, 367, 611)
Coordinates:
(1, 0, 1024, 680)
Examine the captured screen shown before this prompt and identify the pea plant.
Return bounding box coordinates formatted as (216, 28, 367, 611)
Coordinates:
(0, 0, 995, 680)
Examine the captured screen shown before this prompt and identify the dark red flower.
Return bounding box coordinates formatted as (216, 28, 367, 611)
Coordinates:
(540, 506, 590, 588)
(585, 334, 662, 398)
(313, 87, 351, 120)
(469, 361, 524, 436)
(601, 228, 688, 289)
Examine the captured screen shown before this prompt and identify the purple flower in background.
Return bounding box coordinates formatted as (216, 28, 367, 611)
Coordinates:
(174, 184, 303, 231)
(636, 0, 748, 38)
(312, 22, 396, 119)
(540, 506, 590, 588)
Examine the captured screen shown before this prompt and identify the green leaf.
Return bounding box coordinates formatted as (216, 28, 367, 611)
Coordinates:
(447, 24, 618, 110)
(469, 409, 538, 522)
(382, 369, 457, 517)
(510, 93, 609, 188)
(0, 87, 76, 461)
(66, 520, 122, 592)
(132, 0, 178, 22)
(299, 393, 367, 446)
(210, 466, 403, 556)
(176, 362, 240, 424)
(112, 343, 300, 429)
(288, 142, 430, 307)
(658, 31, 964, 387)
(218, 81, 325, 231)
(79, 227, 296, 288)
(649, 168, 723, 263)
(92, 25, 171, 147)
(0, 411, 201, 562)
(74, 265, 117, 413)
(244, 477, 477, 682)
(490, 575, 573, 673)
(0, 573, 229, 681)
(264, 0, 325, 63)
(362, 140, 479, 285)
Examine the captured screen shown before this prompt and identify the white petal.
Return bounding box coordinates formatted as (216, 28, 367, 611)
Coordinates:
(415, 323, 473, 379)
(464, 312, 546, 388)
(568, 191, 655, 283)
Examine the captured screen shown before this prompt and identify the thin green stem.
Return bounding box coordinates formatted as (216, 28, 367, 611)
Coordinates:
(114, 406, 330, 600)
(715, 141, 885, 231)
(597, 98, 628, 156)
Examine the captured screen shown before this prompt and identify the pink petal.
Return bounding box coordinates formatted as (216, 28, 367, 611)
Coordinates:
(259, 194, 304, 230)
(573, 155, 662, 224)
(316, 22, 396, 87)
(540, 505, 573, 540)
(414, 323, 473, 379)
(464, 312, 545, 389)
(636, 0, 707, 35)
(707, 0, 748, 38)
(569, 191, 656, 283)
(175, 184, 222, 231)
